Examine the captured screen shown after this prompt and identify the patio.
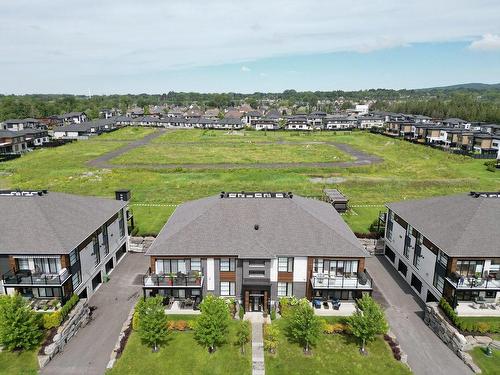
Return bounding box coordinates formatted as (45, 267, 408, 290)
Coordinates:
(165, 300, 201, 315)
(456, 302, 500, 317)
(311, 301, 357, 316)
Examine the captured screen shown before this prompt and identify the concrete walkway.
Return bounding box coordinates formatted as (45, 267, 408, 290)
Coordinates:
(367, 255, 472, 375)
(245, 313, 267, 375)
(40, 252, 149, 375)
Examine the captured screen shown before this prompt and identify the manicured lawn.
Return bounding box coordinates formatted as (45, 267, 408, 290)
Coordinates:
(265, 319, 410, 375)
(1, 128, 499, 236)
(470, 346, 500, 375)
(0, 350, 38, 375)
(107, 317, 251, 375)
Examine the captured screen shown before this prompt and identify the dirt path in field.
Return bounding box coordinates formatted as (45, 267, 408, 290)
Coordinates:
(87, 130, 383, 170)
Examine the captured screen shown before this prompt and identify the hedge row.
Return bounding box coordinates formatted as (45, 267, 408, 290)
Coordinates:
(439, 298, 499, 334)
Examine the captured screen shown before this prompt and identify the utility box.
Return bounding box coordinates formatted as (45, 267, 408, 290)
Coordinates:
(115, 189, 131, 201)
(323, 189, 348, 213)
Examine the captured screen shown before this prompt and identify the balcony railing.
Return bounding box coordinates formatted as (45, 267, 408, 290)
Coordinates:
(143, 270, 204, 288)
(311, 270, 372, 290)
(446, 275, 500, 290)
(2, 268, 70, 286)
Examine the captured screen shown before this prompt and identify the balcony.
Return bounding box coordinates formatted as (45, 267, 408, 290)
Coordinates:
(143, 270, 204, 288)
(446, 274, 500, 290)
(2, 268, 70, 286)
(311, 271, 372, 290)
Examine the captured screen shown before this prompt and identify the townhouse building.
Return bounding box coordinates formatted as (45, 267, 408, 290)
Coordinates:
(285, 115, 311, 131)
(254, 118, 280, 131)
(0, 191, 130, 302)
(1, 118, 44, 131)
(143, 192, 372, 313)
(59, 112, 88, 124)
(0, 130, 27, 154)
(357, 115, 385, 129)
(324, 115, 357, 130)
(384, 193, 499, 313)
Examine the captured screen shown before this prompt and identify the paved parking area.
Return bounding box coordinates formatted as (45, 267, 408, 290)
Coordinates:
(367, 255, 472, 375)
(41, 252, 149, 375)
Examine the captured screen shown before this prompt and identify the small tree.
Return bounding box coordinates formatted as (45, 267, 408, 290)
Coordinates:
(235, 320, 250, 354)
(347, 295, 388, 355)
(264, 324, 280, 354)
(287, 298, 322, 354)
(0, 294, 43, 351)
(194, 295, 230, 353)
(137, 296, 170, 352)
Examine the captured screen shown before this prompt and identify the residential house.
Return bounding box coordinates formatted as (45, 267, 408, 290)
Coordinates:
(0, 191, 130, 302)
(60, 112, 88, 124)
(254, 118, 280, 131)
(1, 118, 43, 131)
(243, 111, 263, 127)
(357, 115, 385, 129)
(52, 121, 106, 139)
(0, 131, 27, 154)
(143, 192, 372, 312)
(384, 193, 499, 314)
(442, 118, 470, 129)
(17, 129, 50, 147)
(324, 114, 357, 130)
(285, 115, 311, 131)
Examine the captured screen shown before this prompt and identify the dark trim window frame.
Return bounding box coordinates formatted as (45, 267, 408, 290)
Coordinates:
(92, 235, 100, 267)
(278, 257, 293, 272)
(220, 258, 236, 272)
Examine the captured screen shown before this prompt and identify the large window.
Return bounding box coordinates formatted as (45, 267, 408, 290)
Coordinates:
(37, 287, 61, 298)
(249, 260, 265, 267)
(34, 258, 61, 274)
(277, 282, 293, 297)
(456, 260, 484, 278)
(102, 225, 109, 256)
(118, 209, 125, 238)
(385, 246, 396, 263)
(69, 249, 79, 266)
(92, 236, 100, 267)
(386, 211, 394, 240)
(313, 258, 324, 273)
(326, 260, 358, 277)
(156, 259, 187, 274)
(433, 251, 448, 293)
(220, 258, 236, 272)
(278, 257, 293, 272)
(191, 258, 201, 271)
(72, 271, 81, 289)
(220, 281, 235, 296)
(16, 258, 29, 270)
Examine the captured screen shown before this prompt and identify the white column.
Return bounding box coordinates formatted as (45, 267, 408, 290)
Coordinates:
(270, 258, 278, 282)
(207, 258, 215, 291)
(293, 257, 308, 282)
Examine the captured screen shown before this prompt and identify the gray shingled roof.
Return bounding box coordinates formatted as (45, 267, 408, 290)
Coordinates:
(0, 192, 127, 255)
(146, 195, 368, 259)
(387, 194, 500, 257)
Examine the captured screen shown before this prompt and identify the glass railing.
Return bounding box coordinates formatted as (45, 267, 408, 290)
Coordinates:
(311, 270, 372, 289)
(2, 268, 69, 285)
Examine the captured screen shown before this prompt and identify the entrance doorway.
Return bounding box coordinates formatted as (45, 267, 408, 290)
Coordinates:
(250, 295, 263, 312)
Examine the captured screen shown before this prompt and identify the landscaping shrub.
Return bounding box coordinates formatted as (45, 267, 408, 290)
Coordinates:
(175, 320, 187, 331)
(270, 307, 276, 321)
(484, 160, 497, 172)
(438, 298, 499, 334)
(475, 322, 490, 334)
(264, 323, 279, 354)
(238, 305, 244, 320)
(187, 320, 197, 330)
(324, 323, 347, 334)
(132, 311, 140, 331)
(42, 294, 79, 329)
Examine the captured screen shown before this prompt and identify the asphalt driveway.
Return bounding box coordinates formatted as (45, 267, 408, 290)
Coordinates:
(40, 252, 149, 375)
(367, 255, 472, 375)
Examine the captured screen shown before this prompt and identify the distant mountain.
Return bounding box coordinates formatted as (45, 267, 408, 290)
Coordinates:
(418, 83, 500, 91)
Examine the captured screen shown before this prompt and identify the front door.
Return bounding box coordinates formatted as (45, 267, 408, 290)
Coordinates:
(250, 295, 263, 311)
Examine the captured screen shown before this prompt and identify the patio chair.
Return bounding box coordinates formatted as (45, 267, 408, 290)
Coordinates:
(332, 299, 341, 310)
(323, 301, 329, 309)
(313, 299, 322, 309)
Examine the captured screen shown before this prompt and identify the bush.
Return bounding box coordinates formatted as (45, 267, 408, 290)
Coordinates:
(175, 320, 187, 331)
(484, 160, 497, 172)
(238, 305, 245, 320)
(324, 323, 346, 334)
(187, 320, 197, 330)
(42, 294, 79, 329)
(264, 324, 280, 354)
(132, 311, 140, 331)
(439, 298, 498, 334)
(270, 308, 276, 321)
(475, 322, 490, 334)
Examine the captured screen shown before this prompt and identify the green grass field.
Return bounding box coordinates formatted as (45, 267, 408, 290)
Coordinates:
(0, 350, 38, 375)
(107, 316, 251, 375)
(470, 346, 500, 375)
(1, 128, 498, 236)
(265, 319, 410, 375)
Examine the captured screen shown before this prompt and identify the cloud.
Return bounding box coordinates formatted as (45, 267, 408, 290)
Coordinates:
(241, 65, 251, 72)
(469, 34, 500, 51)
(1, 0, 500, 92)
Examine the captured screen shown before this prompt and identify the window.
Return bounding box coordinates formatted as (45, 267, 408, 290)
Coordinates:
(220, 258, 236, 272)
(249, 270, 265, 277)
(17, 258, 29, 270)
(278, 257, 293, 272)
(102, 225, 109, 256)
(456, 260, 484, 278)
(34, 258, 60, 274)
(72, 271, 81, 288)
(38, 287, 61, 298)
(92, 236, 100, 267)
(220, 281, 235, 296)
(156, 259, 187, 274)
(411, 274, 422, 293)
(249, 260, 265, 267)
(313, 258, 324, 273)
(413, 244, 422, 269)
(118, 209, 125, 238)
(385, 246, 396, 263)
(277, 282, 293, 297)
(69, 249, 79, 266)
(191, 258, 201, 271)
(398, 260, 408, 276)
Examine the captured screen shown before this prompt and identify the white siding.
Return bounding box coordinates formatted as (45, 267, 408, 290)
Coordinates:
(270, 258, 278, 282)
(206, 258, 215, 291)
(293, 257, 308, 282)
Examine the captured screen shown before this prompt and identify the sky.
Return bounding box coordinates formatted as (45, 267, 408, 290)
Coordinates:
(1, 0, 500, 94)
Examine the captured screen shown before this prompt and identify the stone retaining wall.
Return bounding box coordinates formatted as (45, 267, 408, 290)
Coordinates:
(129, 236, 155, 253)
(106, 303, 135, 370)
(424, 303, 483, 373)
(38, 300, 91, 369)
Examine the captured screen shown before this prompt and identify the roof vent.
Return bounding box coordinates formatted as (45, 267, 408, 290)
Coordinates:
(254, 224, 259, 230)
